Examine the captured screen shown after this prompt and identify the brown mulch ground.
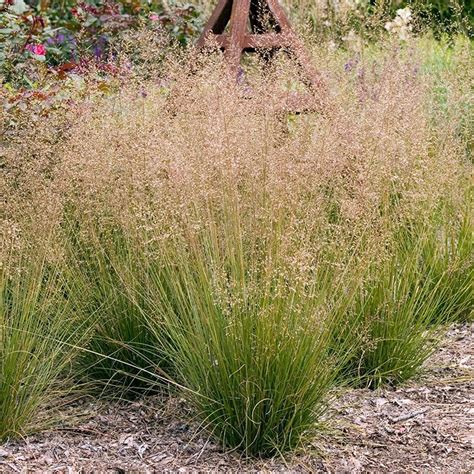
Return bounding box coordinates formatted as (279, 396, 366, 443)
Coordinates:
(1, 323, 472, 473)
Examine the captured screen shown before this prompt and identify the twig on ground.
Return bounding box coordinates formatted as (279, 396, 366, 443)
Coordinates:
(389, 408, 430, 424)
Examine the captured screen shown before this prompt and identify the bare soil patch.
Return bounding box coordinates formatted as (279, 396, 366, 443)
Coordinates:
(1, 324, 472, 473)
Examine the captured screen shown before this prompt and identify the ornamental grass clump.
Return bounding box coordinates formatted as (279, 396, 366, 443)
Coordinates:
(2, 38, 471, 453)
(0, 240, 91, 440)
(129, 180, 363, 455)
(51, 46, 470, 452)
(348, 210, 472, 388)
(63, 213, 168, 397)
(145, 223, 355, 456)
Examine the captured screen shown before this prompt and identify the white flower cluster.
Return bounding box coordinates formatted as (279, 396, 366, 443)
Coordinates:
(385, 7, 412, 41)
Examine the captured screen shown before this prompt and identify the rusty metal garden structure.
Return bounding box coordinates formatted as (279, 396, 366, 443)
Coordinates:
(197, 0, 324, 111)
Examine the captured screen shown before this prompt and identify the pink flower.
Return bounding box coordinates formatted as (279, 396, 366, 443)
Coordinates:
(149, 13, 160, 21)
(26, 44, 46, 56)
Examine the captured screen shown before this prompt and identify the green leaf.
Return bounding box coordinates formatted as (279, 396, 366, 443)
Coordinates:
(47, 47, 62, 55)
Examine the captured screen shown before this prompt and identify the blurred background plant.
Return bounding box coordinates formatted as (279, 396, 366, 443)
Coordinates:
(1, 0, 471, 126)
(0, 0, 202, 89)
(1, 0, 471, 89)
